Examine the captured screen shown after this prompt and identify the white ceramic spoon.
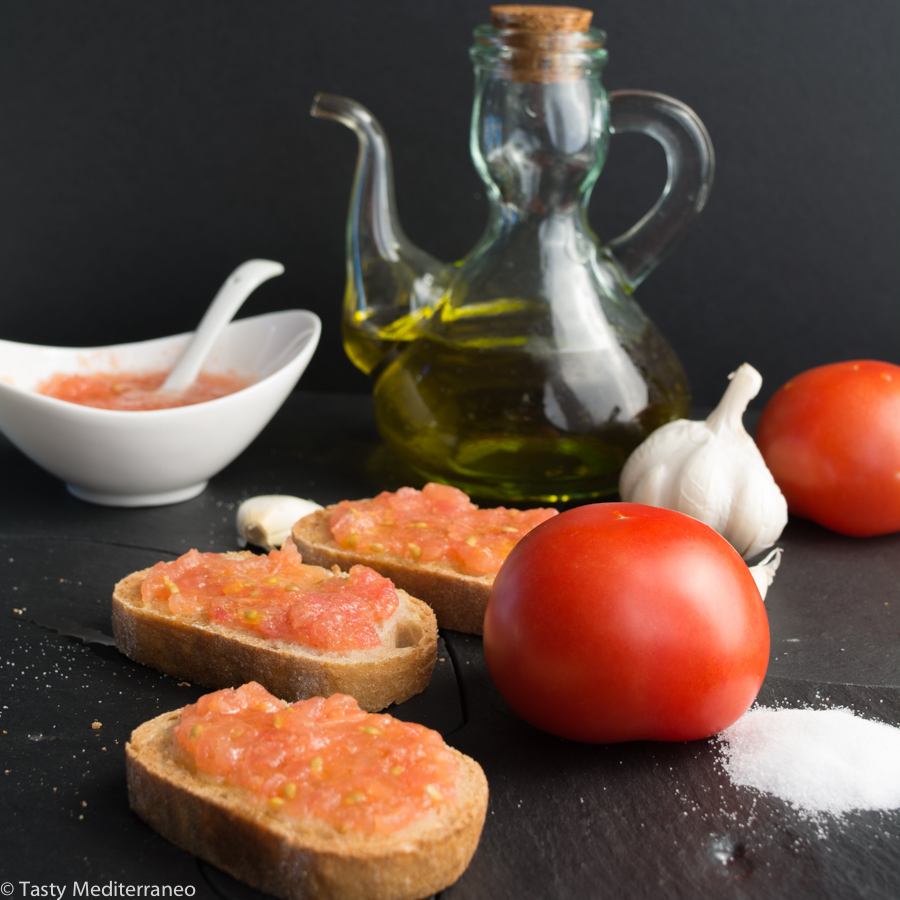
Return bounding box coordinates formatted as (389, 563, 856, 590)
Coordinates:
(160, 258, 285, 393)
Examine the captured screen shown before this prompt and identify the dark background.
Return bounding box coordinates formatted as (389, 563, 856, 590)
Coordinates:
(0, 0, 897, 407)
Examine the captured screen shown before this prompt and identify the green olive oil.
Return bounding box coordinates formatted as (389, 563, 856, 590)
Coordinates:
(371, 325, 689, 502)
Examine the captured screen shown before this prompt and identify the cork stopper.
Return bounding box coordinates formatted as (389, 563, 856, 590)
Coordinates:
(490, 5, 593, 33)
(486, 6, 598, 83)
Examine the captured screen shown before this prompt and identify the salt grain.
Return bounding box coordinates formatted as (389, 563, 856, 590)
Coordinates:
(717, 707, 900, 816)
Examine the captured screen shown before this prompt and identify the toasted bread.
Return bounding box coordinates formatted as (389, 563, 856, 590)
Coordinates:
(112, 552, 437, 711)
(292, 509, 492, 635)
(126, 704, 488, 900)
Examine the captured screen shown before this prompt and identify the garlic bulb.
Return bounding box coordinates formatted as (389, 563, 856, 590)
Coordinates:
(749, 547, 782, 600)
(236, 495, 323, 550)
(619, 363, 787, 559)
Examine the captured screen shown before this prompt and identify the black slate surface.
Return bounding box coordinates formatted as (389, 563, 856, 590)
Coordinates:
(1, 391, 898, 899)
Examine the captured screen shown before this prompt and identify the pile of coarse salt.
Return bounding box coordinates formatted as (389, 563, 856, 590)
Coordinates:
(717, 707, 900, 817)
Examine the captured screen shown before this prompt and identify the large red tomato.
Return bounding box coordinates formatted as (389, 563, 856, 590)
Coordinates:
(483, 504, 769, 743)
(756, 360, 900, 537)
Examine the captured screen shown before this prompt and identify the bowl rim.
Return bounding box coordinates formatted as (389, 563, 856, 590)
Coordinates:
(0, 308, 321, 420)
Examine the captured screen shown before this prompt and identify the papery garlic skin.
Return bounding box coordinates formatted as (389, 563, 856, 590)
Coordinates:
(236, 495, 323, 550)
(619, 363, 788, 559)
(749, 547, 782, 600)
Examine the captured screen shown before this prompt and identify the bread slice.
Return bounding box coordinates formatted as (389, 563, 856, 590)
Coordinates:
(292, 509, 492, 635)
(112, 552, 437, 712)
(127, 707, 488, 900)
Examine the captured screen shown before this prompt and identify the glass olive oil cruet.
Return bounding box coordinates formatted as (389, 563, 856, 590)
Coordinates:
(313, 5, 714, 502)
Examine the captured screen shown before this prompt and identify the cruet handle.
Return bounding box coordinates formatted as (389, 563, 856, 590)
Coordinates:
(605, 90, 715, 291)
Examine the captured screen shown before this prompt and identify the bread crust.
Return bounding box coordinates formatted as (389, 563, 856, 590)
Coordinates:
(127, 709, 488, 900)
(112, 552, 437, 712)
(292, 509, 492, 635)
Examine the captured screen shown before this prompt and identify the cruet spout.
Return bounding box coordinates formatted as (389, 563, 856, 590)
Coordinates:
(311, 93, 451, 376)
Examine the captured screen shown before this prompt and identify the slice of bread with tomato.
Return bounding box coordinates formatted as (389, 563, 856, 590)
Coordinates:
(127, 687, 488, 900)
(112, 550, 437, 712)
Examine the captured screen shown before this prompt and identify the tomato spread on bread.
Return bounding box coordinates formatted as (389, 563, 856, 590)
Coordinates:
(175, 682, 460, 834)
(37, 369, 252, 410)
(141, 539, 398, 651)
(328, 482, 557, 576)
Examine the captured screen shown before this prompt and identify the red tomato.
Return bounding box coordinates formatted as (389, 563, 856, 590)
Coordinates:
(756, 360, 900, 537)
(483, 504, 769, 743)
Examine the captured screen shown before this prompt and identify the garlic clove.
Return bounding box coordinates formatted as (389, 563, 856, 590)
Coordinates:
(627, 462, 669, 507)
(236, 495, 323, 550)
(726, 473, 788, 559)
(670, 436, 734, 529)
(748, 547, 783, 600)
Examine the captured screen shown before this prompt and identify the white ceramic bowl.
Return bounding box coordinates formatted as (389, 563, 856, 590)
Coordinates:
(0, 309, 321, 506)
